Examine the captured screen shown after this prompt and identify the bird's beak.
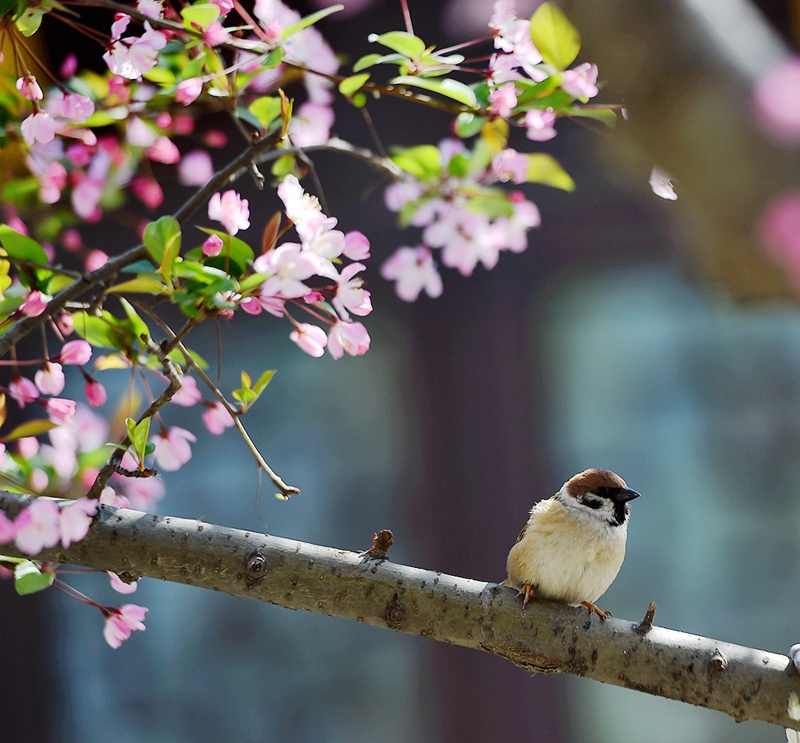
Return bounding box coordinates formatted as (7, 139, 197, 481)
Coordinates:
(616, 488, 640, 503)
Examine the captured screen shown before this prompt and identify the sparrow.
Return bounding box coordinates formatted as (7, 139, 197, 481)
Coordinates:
(503, 469, 640, 619)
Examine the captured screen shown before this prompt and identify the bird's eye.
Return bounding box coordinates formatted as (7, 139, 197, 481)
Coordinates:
(581, 494, 604, 509)
(594, 486, 620, 498)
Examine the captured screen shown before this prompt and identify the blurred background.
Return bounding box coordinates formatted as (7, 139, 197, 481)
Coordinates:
(4, 0, 800, 741)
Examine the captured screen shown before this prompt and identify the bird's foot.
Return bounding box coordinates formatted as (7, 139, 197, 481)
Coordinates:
(518, 583, 535, 611)
(581, 601, 612, 620)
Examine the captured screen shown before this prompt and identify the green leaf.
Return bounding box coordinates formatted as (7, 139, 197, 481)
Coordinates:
(391, 144, 441, 179)
(252, 369, 275, 395)
(71, 310, 142, 352)
(529, 2, 581, 71)
(126, 416, 151, 466)
(181, 3, 220, 29)
(248, 96, 281, 128)
(526, 154, 575, 191)
(119, 298, 150, 343)
(390, 75, 476, 107)
(168, 346, 208, 370)
(353, 53, 383, 72)
(107, 276, 171, 295)
(232, 369, 275, 412)
(144, 216, 181, 285)
(2, 419, 57, 442)
(465, 192, 514, 219)
(0, 225, 48, 264)
(369, 31, 426, 58)
(568, 106, 617, 127)
(15, 561, 55, 595)
(454, 112, 488, 139)
(282, 4, 343, 38)
(14, 6, 45, 36)
(339, 73, 370, 98)
(193, 229, 254, 278)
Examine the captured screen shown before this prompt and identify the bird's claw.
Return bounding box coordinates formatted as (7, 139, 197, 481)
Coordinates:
(581, 601, 612, 620)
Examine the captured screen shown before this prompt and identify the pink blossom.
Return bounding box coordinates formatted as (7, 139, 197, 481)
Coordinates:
(303, 290, 324, 303)
(147, 136, 180, 164)
(327, 321, 370, 359)
(343, 230, 370, 260)
(29, 468, 49, 492)
(36, 160, 68, 204)
(172, 375, 202, 406)
(289, 323, 328, 357)
(427, 208, 500, 277)
(176, 77, 203, 105)
(381, 245, 443, 302)
(46, 397, 77, 423)
(60, 497, 97, 548)
(60, 54, 78, 78)
(71, 175, 104, 221)
(85, 379, 107, 407)
(203, 233, 224, 257)
(109, 571, 138, 594)
(136, 0, 162, 18)
(131, 175, 164, 209)
(492, 149, 528, 184)
(288, 102, 334, 147)
(152, 426, 196, 471)
(263, 20, 283, 42)
(178, 150, 214, 186)
(759, 191, 800, 288)
(258, 295, 285, 317)
(61, 93, 95, 123)
(525, 108, 557, 141)
(208, 190, 250, 235)
(240, 296, 262, 315)
(16, 75, 43, 101)
(649, 167, 678, 201)
(104, 21, 167, 80)
(561, 63, 599, 99)
(384, 179, 424, 212)
(254, 243, 317, 299)
(203, 21, 230, 47)
(203, 129, 227, 148)
(0, 509, 15, 543)
(21, 290, 49, 316)
(332, 262, 372, 319)
(9, 375, 39, 408)
(126, 116, 158, 147)
(35, 362, 66, 396)
(753, 57, 800, 145)
(21, 110, 56, 145)
(202, 401, 235, 435)
(17, 436, 39, 459)
(103, 603, 148, 648)
(55, 339, 92, 365)
(277, 175, 321, 226)
(57, 312, 75, 336)
(85, 249, 109, 272)
(209, 0, 234, 15)
(14, 498, 61, 555)
(488, 82, 518, 118)
(488, 1, 546, 82)
(488, 53, 523, 84)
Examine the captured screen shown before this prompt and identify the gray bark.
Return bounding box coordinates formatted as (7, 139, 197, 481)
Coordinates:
(2, 491, 799, 731)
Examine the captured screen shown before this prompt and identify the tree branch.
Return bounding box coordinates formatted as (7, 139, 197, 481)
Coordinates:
(1, 490, 797, 731)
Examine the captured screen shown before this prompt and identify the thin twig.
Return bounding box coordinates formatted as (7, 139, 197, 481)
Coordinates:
(86, 334, 184, 498)
(133, 304, 299, 498)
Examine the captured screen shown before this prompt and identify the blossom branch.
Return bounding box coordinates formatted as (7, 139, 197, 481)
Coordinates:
(0, 490, 797, 731)
(131, 301, 300, 498)
(87, 334, 183, 498)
